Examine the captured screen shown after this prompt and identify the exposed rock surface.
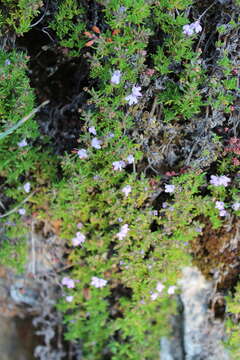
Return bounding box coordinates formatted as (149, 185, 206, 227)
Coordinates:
(160, 267, 230, 360)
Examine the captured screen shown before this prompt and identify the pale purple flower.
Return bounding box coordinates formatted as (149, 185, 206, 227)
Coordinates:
(77, 222, 83, 229)
(125, 94, 139, 105)
(162, 202, 168, 208)
(66, 295, 74, 302)
(77, 149, 88, 159)
(91, 137, 102, 149)
(91, 276, 107, 288)
(192, 21, 202, 34)
(125, 86, 142, 105)
(156, 282, 165, 293)
(215, 201, 225, 210)
(219, 209, 227, 217)
(122, 185, 132, 197)
(111, 70, 122, 85)
(18, 208, 26, 215)
(61, 277, 75, 289)
(210, 175, 231, 187)
(88, 126, 97, 135)
(116, 224, 129, 240)
(132, 86, 142, 97)
(232, 202, 240, 211)
(112, 160, 126, 171)
(183, 21, 202, 36)
(5, 59, 11, 66)
(150, 292, 159, 301)
(72, 232, 86, 246)
(107, 132, 115, 138)
(165, 184, 175, 193)
(167, 286, 177, 295)
(18, 139, 28, 147)
(23, 182, 31, 193)
(182, 24, 195, 36)
(127, 154, 134, 164)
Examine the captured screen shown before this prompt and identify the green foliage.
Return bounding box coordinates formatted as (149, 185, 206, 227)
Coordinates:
(0, 0, 43, 35)
(0, 235, 28, 273)
(49, 0, 87, 57)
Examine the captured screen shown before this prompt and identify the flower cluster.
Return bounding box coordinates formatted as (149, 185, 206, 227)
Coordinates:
(210, 175, 231, 187)
(112, 155, 135, 171)
(91, 276, 107, 288)
(183, 21, 202, 36)
(125, 86, 142, 105)
(150, 282, 176, 300)
(215, 201, 227, 217)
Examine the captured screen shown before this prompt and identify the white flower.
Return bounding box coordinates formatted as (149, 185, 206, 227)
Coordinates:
(111, 70, 122, 85)
(91, 138, 102, 149)
(150, 292, 159, 301)
(122, 185, 132, 197)
(116, 224, 129, 240)
(18, 139, 28, 147)
(156, 282, 165, 293)
(210, 175, 231, 187)
(18, 208, 26, 215)
(232, 202, 240, 211)
(72, 232, 86, 246)
(112, 160, 126, 171)
(23, 182, 31, 193)
(165, 184, 175, 193)
(88, 126, 97, 135)
(127, 154, 134, 164)
(91, 276, 107, 288)
(77, 149, 88, 159)
(66, 295, 74, 302)
(167, 286, 177, 295)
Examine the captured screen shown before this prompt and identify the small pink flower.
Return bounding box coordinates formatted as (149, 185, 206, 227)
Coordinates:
(165, 184, 175, 193)
(91, 276, 107, 288)
(122, 185, 132, 197)
(23, 182, 31, 193)
(88, 126, 97, 135)
(61, 277, 75, 289)
(116, 224, 129, 240)
(66, 295, 74, 302)
(77, 149, 88, 159)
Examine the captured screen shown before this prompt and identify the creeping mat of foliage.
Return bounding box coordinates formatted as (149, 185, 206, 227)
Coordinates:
(0, 0, 240, 359)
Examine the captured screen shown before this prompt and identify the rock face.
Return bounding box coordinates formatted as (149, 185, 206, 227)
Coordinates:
(160, 267, 230, 360)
